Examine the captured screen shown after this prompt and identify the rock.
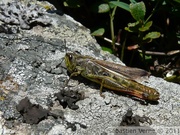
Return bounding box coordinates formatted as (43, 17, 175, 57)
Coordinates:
(0, 1, 180, 135)
(0, 0, 53, 33)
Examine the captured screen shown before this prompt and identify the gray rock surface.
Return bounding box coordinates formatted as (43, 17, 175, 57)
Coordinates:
(0, 0, 54, 33)
(0, 1, 180, 135)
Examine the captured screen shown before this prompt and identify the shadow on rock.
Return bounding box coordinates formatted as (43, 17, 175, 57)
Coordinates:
(16, 97, 59, 124)
(54, 90, 83, 110)
(116, 108, 157, 135)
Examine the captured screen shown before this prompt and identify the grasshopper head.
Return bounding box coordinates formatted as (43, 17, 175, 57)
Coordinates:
(143, 90, 160, 101)
(151, 91, 160, 101)
(65, 53, 78, 73)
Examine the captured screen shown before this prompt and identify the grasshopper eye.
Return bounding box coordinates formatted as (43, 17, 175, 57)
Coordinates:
(68, 54, 73, 60)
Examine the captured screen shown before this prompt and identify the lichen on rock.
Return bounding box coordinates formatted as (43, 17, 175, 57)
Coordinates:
(0, 1, 52, 33)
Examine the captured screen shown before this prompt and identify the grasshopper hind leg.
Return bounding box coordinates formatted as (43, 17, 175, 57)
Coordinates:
(100, 79, 105, 98)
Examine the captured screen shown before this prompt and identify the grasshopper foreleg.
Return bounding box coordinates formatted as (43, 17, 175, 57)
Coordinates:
(65, 69, 82, 87)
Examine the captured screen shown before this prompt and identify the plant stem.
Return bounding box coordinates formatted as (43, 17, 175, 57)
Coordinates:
(138, 31, 145, 61)
(121, 33, 127, 61)
(109, 4, 118, 54)
(144, 0, 161, 24)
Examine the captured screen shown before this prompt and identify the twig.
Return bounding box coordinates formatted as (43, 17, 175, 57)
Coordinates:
(102, 37, 180, 56)
(138, 50, 180, 56)
(103, 37, 121, 46)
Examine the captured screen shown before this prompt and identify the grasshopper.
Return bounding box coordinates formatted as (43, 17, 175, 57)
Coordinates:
(65, 52, 159, 101)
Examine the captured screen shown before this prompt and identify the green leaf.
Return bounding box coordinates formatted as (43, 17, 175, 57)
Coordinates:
(140, 53, 152, 60)
(165, 75, 180, 83)
(174, 0, 180, 3)
(127, 21, 140, 27)
(98, 3, 110, 13)
(91, 28, 105, 36)
(109, 1, 130, 12)
(143, 32, 161, 40)
(124, 27, 132, 32)
(125, 21, 140, 32)
(109, 2, 116, 9)
(130, 1, 146, 21)
(63, 0, 83, 8)
(139, 21, 152, 32)
(101, 46, 113, 53)
(91, 3, 110, 13)
(130, 0, 137, 4)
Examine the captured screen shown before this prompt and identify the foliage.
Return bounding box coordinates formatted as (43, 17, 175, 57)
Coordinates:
(60, 0, 180, 82)
(124, 1, 161, 62)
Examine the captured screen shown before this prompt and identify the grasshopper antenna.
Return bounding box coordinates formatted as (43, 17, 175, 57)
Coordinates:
(56, 39, 67, 68)
(64, 39, 67, 53)
(62, 39, 71, 89)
